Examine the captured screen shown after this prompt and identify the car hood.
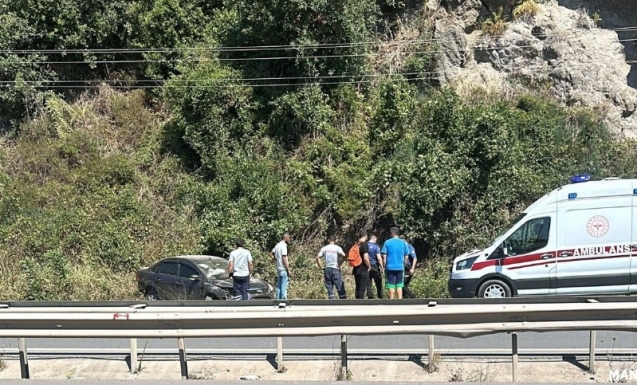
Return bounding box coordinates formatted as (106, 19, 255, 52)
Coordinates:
(453, 249, 483, 264)
(210, 277, 270, 290)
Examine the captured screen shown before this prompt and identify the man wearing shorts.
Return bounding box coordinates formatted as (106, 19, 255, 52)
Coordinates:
(381, 227, 410, 299)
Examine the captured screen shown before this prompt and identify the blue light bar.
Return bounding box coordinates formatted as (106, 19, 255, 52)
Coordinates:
(634, 189, 637, 195)
(568, 193, 577, 200)
(570, 174, 591, 183)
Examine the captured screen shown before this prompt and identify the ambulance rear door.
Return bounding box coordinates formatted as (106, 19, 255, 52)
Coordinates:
(555, 180, 632, 294)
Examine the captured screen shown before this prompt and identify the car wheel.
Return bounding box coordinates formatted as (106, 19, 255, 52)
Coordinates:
(478, 280, 512, 298)
(145, 289, 159, 301)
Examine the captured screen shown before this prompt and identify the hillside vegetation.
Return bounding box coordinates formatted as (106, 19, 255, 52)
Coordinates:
(1, 0, 636, 300)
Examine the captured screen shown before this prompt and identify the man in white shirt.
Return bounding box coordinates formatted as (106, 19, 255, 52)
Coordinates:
(228, 238, 253, 300)
(271, 233, 291, 300)
(316, 235, 347, 299)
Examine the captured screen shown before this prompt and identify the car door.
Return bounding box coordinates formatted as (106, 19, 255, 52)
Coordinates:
(157, 261, 180, 300)
(177, 262, 206, 300)
(557, 195, 632, 294)
(499, 216, 557, 295)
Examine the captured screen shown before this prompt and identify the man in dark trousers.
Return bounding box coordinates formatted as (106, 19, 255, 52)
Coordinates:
(352, 230, 371, 299)
(400, 235, 417, 299)
(366, 234, 383, 299)
(316, 235, 347, 299)
(228, 238, 253, 300)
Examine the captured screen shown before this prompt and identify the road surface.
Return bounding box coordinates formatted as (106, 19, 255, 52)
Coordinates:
(0, 331, 635, 353)
(0, 382, 606, 385)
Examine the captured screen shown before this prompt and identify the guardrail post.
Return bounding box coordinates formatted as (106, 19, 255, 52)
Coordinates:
(428, 335, 435, 373)
(178, 338, 188, 379)
(589, 330, 596, 374)
(18, 338, 30, 379)
(511, 332, 518, 382)
(340, 335, 348, 380)
(277, 337, 284, 372)
(130, 338, 138, 374)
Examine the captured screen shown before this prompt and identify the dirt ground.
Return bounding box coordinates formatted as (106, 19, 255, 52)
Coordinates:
(0, 355, 631, 382)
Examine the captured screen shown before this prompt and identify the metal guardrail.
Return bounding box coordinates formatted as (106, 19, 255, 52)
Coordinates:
(1, 298, 637, 381)
(3, 294, 637, 307)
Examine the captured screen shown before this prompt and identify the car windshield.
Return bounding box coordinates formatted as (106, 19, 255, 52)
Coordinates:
(489, 213, 527, 246)
(194, 258, 230, 280)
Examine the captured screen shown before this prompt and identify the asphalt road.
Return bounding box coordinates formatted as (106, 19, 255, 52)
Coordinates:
(1, 331, 636, 352)
(3, 382, 593, 385)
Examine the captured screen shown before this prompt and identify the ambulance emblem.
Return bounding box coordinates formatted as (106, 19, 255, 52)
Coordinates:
(587, 215, 609, 238)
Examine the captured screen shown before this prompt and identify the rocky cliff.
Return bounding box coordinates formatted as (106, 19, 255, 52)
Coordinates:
(429, 0, 637, 136)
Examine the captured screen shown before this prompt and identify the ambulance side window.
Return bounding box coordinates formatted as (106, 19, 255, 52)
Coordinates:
(504, 217, 551, 256)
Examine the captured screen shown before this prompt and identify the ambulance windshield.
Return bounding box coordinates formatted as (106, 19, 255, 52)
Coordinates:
(490, 213, 527, 246)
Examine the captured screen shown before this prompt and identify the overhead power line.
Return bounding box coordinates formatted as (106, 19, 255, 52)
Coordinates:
(0, 34, 635, 66)
(0, 40, 438, 55)
(0, 72, 430, 84)
(0, 24, 634, 56)
(25, 76, 438, 89)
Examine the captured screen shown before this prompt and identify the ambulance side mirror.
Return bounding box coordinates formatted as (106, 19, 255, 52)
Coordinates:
(501, 241, 509, 257)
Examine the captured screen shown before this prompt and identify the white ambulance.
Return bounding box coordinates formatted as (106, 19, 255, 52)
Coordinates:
(448, 176, 637, 298)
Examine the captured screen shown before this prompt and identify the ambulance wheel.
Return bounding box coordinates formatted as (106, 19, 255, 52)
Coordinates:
(478, 280, 511, 298)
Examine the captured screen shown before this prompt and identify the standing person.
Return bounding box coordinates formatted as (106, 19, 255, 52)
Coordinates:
(316, 235, 347, 299)
(228, 238, 253, 300)
(366, 234, 383, 299)
(271, 232, 291, 300)
(348, 230, 371, 299)
(400, 235, 417, 299)
(381, 227, 411, 299)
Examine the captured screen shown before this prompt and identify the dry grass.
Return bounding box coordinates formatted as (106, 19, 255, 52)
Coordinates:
(575, 6, 596, 29)
(369, 6, 438, 80)
(482, 19, 508, 36)
(447, 363, 496, 382)
(481, 7, 508, 37)
(426, 351, 441, 373)
(332, 359, 352, 381)
(0, 87, 201, 301)
(0, 265, 26, 300)
(190, 370, 217, 380)
(451, 66, 518, 104)
(513, 0, 540, 21)
(0, 260, 141, 301)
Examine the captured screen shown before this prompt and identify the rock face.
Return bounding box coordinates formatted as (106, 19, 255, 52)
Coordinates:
(432, 0, 637, 136)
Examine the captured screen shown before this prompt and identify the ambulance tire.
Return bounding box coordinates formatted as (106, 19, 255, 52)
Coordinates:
(477, 279, 512, 298)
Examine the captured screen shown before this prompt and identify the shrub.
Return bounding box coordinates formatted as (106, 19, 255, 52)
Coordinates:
(513, 0, 540, 21)
(482, 7, 508, 36)
(0, 90, 203, 300)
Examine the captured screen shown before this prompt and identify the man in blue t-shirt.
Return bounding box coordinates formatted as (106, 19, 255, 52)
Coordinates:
(400, 235, 417, 299)
(366, 234, 383, 299)
(381, 227, 411, 299)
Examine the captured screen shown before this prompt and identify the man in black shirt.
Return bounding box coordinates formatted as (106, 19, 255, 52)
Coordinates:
(352, 230, 371, 299)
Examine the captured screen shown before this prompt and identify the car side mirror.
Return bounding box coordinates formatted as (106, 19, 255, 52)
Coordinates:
(501, 241, 509, 257)
(189, 274, 201, 281)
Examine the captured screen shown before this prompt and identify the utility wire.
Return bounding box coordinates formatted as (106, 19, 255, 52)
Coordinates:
(0, 40, 439, 55)
(1, 35, 635, 66)
(0, 72, 429, 84)
(23, 76, 438, 89)
(0, 27, 636, 56)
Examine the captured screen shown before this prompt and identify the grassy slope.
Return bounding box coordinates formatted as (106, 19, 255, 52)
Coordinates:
(0, 85, 452, 300)
(0, 88, 203, 300)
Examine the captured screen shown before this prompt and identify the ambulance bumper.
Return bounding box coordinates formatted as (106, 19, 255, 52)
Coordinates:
(448, 278, 479, 298)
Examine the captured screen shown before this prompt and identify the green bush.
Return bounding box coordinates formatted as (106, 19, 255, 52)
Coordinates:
(1, 0, 636, 301)
(0, 91, 202, 300)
